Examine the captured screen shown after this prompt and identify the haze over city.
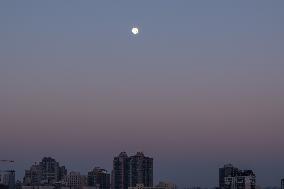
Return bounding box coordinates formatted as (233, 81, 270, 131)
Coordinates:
(0, 1, 284, 188)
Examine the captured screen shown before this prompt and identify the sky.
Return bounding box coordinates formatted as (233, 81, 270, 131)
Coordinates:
(0, 0, 284, 187)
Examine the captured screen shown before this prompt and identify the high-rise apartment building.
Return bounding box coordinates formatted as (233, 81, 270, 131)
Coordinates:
(219, 164, 255, 189)
(128, 152, 153, 187)
(88, 167, 110, 189)
(112, 152, 153, 189)
(112, 152, 129, 189)
(23, 164, 43, 186)
(219, 164, 240, 189)
(39, 157, 67, 183)
(23, 157, 67, 186)
(0, 170, 15, 189)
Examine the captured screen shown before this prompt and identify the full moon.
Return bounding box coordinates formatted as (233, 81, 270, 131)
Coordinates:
(131, 27, 139, 35)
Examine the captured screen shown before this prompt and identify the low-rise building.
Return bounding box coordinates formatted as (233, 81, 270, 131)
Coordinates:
(63, 172, 85, 189)
(128, 184, 166, 189)
(22, 186, 55, 189)
(156, 182, 177, 189)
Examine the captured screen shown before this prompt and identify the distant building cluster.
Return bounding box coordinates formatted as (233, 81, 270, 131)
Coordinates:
(219, 164, 256, 189)
(128, 183, 175, 189)
(4, 154, 282, 189)
(0, 152, 176, 189)
(23, 157, 67, 186)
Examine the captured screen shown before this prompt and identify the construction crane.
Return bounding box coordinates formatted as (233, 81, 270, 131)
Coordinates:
(0, 160, 15, 172)
(0, 160, 14, 163)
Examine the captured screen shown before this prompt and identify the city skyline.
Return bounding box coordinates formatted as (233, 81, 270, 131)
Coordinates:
(1, 0, 284, 187)
(1, 154, 283, 188)
(0, 154, 263, 189)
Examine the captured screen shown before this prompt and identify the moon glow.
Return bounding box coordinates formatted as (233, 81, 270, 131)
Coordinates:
(131, 27, 139, 35)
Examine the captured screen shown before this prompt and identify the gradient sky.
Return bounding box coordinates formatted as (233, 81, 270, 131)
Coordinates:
(0, 1, 284, 187)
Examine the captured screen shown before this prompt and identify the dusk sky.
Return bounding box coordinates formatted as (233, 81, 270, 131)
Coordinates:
(0, 1, 284, 187)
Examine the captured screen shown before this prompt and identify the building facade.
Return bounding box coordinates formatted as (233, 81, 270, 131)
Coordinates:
(39, 157, 67, 184)
(63, 172, 85, 189)
(219, 164, 255, 189)
(23, 157, 67, 186)
(0, 170, 15, 189)
(128, 152, 153, 187)
(23, 164, 44, 186)
(128, 184, 165, 189)
(156, 182, 177, 189)
(112, 152, 130, 189)
(87, 167, 110, 189)
(112, 152, 153, 189)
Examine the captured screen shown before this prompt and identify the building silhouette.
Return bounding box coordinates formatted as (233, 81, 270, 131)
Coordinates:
(128, 184, 166, 189)
(112, 152, 130, 189)
(219, 164, 239, 189)
(23, 157, 67, 186)
(111, 152, 153, 189)
(88, 167, 110, 189)
(0, 170, 15, 189)
(128, 152, 153, 187)
(63, 171, 85, 189)
(281, 179, 284, 189)
(219, 164, 255, 189)
(156, 182, 177, 189)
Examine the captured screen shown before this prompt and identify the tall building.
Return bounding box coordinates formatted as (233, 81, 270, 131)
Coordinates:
(128, 152, 153, 187)
(219, 164, 240, 189)
(87, 167, 110, 189)
(0, 170, 15, 189)
(112, 152, 129, 189)
(23, 164, 43, 186)
(23, 157, 67, 186)
(39, 157, 67, 183)
(219, 164, 255, 189)
(281, 179, 284, 189)
(112, 152, 153, 189)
